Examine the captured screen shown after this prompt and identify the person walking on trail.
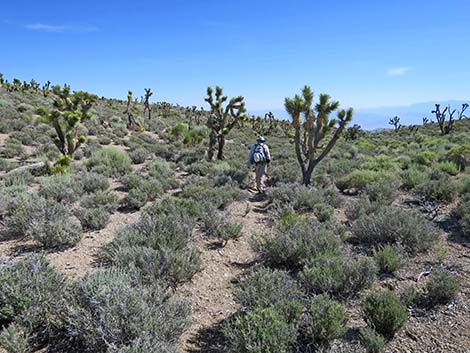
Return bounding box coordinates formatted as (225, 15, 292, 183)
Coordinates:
(247, 136, 271, 193)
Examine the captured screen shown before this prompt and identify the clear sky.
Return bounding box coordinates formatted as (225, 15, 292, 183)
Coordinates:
(1, 0, 469, 112)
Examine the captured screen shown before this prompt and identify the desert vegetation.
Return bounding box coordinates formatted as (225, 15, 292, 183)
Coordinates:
(0, 74, 469, 353)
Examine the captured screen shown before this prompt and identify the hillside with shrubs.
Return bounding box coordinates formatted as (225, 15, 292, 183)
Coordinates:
(0, 76, 469, 353)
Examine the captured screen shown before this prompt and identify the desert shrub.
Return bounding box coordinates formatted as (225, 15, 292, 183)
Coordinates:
(0, 323, 31, 353)
(2, 170, 33, 188)
(373, 245, 405, 275)
(255, 220, 342, 269)
(265, 162, 300, 186)
(413, 151, 437, 166)
(213, 163, 249, 187)
(121, 175, 163, 210)
(445, 144, 470, 170)
(305, 294, 348, 346)
(63, 269, 190, 352)
(400, 286, 421, 309)
(73, 171, 110, 194)
(148, 158, 177, 190)
(185, 159, 212, 176)
(416, 169, 457, 202)
(436, 161, 460, 176)
(455, 195, 470, 237)
(108, 335, 177, 353)
(362, 290, 408, 338)
(203, 212, 242, 244)
(2, 138, 25, 159)
(80, 191, 118, 211)
(39, 174, 77, 203)
(87, 147, 132, 177)
(6, 194, 82, 248)
(183, 129, 205, 145)
(0, 158, 17, 172)
(234, 267, 304, 310)
(300, 255, 377, 298)
(128, 148, 148, 164)
(77, 206, 112, 231)
(336, 170, 389, 192)
(425, 269, 460, 305)
(458, 176, 470, 195)
(268, 183, 338, 211)
(360, 328, 385, 353)
(353, 206, 439, 254)
(0, 255, 65, 332)
(361, 155, 396, 171)
(365, 180, 397, 204)
(223, 307, 297, 353)
(98, 135, 112, 145)
(106, 212, 201, 284)
(170, 122, 188, 139)
(400, 165, 428, 190)
(181, 181, 240, 209)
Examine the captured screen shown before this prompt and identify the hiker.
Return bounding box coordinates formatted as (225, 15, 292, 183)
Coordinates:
(247, 136, 271, 193)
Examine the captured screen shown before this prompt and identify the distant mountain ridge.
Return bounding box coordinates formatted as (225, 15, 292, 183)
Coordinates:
(250, 100, 469, 131)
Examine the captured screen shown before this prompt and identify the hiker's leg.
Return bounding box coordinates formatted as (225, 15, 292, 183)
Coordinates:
(255, 164, 262, 190)
(259, 163, 266, 190)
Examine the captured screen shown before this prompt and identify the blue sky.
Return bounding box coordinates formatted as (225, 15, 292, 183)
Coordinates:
(1, 0, 469, 113)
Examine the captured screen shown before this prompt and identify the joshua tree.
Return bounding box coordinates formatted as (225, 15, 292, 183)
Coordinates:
(458, 103, 469, 120)
(389, 116, 401, 131)
(431, 104, 460, 135)
(12, 78, 21, 91)
(160, 102, 172, 119)
(285, 86, 353, 186)
(0, 73, 4, 86)
(264, 111, 276, 133)
(345, 124, 365, 140)
(124, 90, 142, 130)
(185, 105, 205, 129)
(37, 86, 97, 158)
(205, 85, 247, 160)
(422, 117, 432, 126)
(42, 81, 51, 97)
(143, 88, 153, 119)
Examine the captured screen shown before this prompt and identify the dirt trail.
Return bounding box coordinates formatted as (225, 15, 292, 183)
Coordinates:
(177, 192, 271, 353)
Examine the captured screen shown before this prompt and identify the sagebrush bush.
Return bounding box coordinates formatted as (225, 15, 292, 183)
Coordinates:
(106, 212, 201, 284)
(336, 170, 390, 192)
(268, 183, 338, 211)
(445, 144, 470, 170)
(300, 255, 377, 298)
(400, 165, 428, 190)
(436, 161, 460, 176)
(455, 194, 470, 238)
(202, 210, 242, 243)
(181, 181, 240, 209)
(128, 148, 148, 164)
(64, 269, 190, 352)
(400, 286, 421, 309)
(413, 151, 437, 166)
(0, 323, 30, 353)
(255, 220, 342, 269)
(373, 245, 405, 275)
(73, 171, 109, 194)
(77, 206, 111, 230)
(234, 267, 304, 310)
(362, 290, 408, 338)
(416, 169, 457, 202)
(360, 327, 385, 353)
(39, 174, 77, 203)
(0, 255, 65, 334)
(87, 146, 132, 177)
(365, 180, 397, 204)
(425, 269, 460, 305)
(223, 307, 297, 353)
(353, 205, 439, 254)
(6, 194, 82, 248)
(305, 294, 348, 346)
(121, 175, 163, 210)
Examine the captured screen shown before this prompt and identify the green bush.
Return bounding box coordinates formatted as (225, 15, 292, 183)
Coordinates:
(436, 161, 460, 176)
(365, 180, 397, 204)
(255, 220, 342, 269)
(2, 138, 25, 159)
(128, 148, 148, 164)
(353, 206, 439, 254)
(336, 170, 392, 192)
(425, 269, 460, 305)
(0, 323, 30, 353)
(373, 245, 405, 275)
(414, 151, 437, 166)
(106, 212, 201, 284)
(202, 210, 242, 243)
(39, 174, 77, 203)
(362, 290, 408, 338)
(400, 165, 428, 190)
(77, 206, 112, 231)
(63, 269, 190, 352)
(223, 307, 297, 353)
(455, 194, 470, 238)
(0, 255, 65, 331)
(120, 174, 163, 210)
(360, 328, 385, 353)
(234, 267, 304, 310)
(6, 194, 82, 248)
(306, 294, 348, 346)
(87, 147, 132, 177)
(181, 181, 240, 209)
(416, 170, 457, 202)
(446, 144, 470, 170)
(400, 286, 421, 309)
(458, 176, 470, 195)
(300, 255, 377, 298)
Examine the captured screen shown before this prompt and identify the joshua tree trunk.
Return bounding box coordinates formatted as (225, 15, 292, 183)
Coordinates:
(217, 134, 226, 160)
(208, 130, 217, 160)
